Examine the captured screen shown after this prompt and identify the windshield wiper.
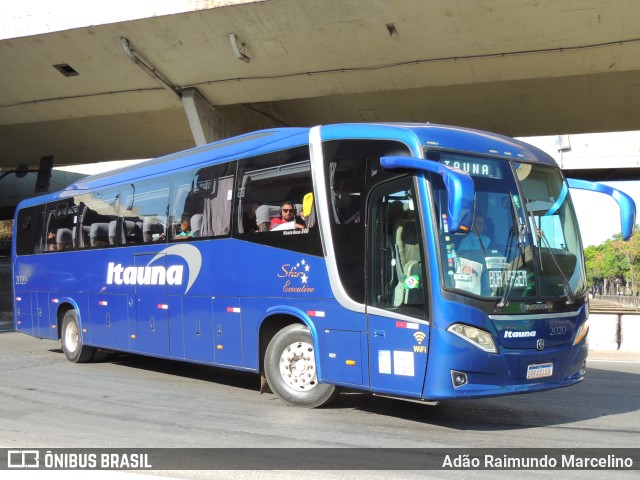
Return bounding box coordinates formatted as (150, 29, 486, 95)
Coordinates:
(497, 194, 527, 309)
(472, 222, 488, 258)
(522, 198, 545, 275)
(536, 227, 576, 304)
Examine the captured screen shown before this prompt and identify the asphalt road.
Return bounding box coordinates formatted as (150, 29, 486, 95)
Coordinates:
(1, 330, 638, 480)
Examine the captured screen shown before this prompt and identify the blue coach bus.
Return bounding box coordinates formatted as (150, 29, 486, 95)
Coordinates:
(12, 123, 635, 407)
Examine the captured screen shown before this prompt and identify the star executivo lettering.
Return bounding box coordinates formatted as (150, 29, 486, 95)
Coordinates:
(106, 244, 202, 293)
(278, 258, 315, 293)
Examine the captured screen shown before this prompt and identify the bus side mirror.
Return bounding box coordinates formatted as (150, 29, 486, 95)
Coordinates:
(381, 156, 475, 233)
(566, 178, 636, 241)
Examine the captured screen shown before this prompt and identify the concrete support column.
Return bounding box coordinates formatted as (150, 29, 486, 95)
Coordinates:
(181, 87, 283, 146)
(182, 88, 216, 146)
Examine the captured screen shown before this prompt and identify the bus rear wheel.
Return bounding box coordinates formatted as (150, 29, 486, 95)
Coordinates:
(264, 324, 339, 408)
(61, 310, 95, 363)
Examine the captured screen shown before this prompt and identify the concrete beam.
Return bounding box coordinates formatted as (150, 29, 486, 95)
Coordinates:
(182, 88, 217, 146)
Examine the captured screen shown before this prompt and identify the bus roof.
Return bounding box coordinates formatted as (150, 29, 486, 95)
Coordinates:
(317, 122, 556, 166)
(69, 127, 311, 192)
(17, 123, 557, 209)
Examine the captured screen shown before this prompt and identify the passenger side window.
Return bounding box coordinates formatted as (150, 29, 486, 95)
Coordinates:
(121, 180, 170, 244)
(75, 189, 120, 249)
(44, 201, 78, 252)
(16, 205, 46, 255)
(235, 147, 322, 256)
(170, 172, 198, 241)
(169, 163, 235, 241)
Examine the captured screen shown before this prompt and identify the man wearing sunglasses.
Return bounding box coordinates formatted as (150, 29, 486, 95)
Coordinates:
(270, 200, 306, 230)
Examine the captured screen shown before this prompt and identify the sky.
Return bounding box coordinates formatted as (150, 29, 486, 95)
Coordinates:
(570, 181, 639, 247)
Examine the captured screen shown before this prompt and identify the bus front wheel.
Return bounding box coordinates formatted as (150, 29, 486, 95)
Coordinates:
(61, 310, 95, 363)
(264, 324, 339, 408)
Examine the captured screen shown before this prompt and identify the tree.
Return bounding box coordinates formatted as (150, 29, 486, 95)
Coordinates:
(584, 225, 640, 295)
(610, 229, 640, 295)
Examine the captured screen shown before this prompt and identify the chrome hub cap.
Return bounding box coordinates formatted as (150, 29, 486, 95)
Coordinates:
(279, 341, 318, 391)
(65, 321, 79, 353)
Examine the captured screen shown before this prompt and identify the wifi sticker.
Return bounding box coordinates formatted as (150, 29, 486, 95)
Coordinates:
(413, 331, 426, 345)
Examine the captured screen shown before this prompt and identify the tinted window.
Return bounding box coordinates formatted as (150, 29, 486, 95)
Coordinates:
(16, 205, 46, 255)
(121, 180, 170, 244)
(235, 146, 322, 256)
(75, 189, 120, 249)
(44, 200, 77, 252)
(323, 140, 411, 303)
(169, 163, 235, 241)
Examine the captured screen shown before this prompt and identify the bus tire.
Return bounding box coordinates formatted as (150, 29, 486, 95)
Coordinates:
(91, 349, 111, 362)
(264, 324, 339, 408)
(61, 310, 95, 363)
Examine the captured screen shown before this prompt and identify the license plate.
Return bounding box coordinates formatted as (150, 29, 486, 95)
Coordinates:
(526, 362, 553, 380)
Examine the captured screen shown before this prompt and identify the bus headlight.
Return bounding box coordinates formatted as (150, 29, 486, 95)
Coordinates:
(573, 319, 589, 346)
(447, 323, 498, 353)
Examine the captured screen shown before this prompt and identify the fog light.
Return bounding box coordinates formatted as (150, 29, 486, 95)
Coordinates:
(451, 370, 468, 388)
(580, 360, 586, 376)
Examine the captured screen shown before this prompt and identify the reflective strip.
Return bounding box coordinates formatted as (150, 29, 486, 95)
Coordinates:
(396, 321, 419, 329)
(157, 304, 169, 310)
(226, 307, 241, 313)
(51, 298, 59, 303)
(366, 306, 430, 326)
(307, 310, 325, 317)
(98, 301, 108, 306)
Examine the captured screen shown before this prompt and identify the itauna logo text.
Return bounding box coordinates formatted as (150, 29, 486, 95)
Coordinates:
(105, 244, 202, 293)
(107, 263, 184, 286)
(504, 330, 537, 338)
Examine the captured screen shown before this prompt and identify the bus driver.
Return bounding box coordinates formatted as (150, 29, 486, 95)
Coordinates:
(271, 201, 306, 230)
(458, 215, 491, 252)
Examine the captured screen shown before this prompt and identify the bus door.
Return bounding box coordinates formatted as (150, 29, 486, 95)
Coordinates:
(366, 179, 429, 397)
(133, 252, 170, 356)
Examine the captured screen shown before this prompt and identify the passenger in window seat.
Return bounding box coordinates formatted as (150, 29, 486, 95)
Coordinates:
(270, 200, 306, 230)
(174, 216, 193, 240)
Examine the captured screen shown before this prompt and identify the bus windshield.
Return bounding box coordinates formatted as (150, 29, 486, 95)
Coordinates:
(428, 151, 586, 301)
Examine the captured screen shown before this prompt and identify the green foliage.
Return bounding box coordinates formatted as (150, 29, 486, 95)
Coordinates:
(0, 220, 12, 242)
(0, 220, 12, 255)
(585, 225, 640, 294)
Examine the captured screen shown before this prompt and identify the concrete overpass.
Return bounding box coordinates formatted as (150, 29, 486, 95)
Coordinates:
(2, 0, 640, 216)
